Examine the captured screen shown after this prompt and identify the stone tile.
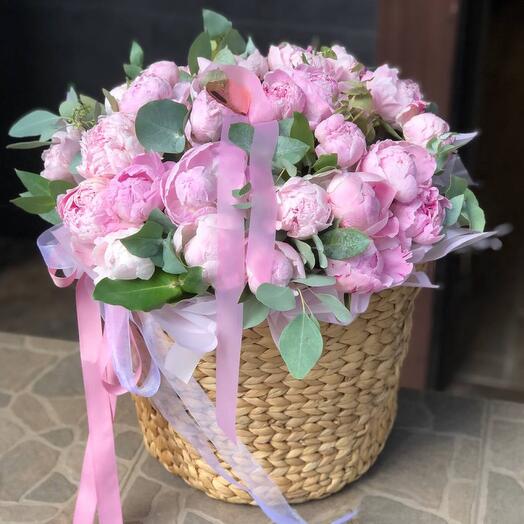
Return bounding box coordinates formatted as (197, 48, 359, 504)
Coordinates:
(452, 437, 481, 480)
(448, 481, 475, 523)
(115, 429, 142, 460)
(485, 472, 524, 524)
(24, 335, 77, 354)
(33, 353, 84, 397)
(395, 389, 433, 430)
(64, 443, 87, 483)
(11, 392, 54, 431)
(426, 392, 484, 437)
(0, 503, 58, 522)
(141, 454, 193, 490)
(490, 420, 524, 474)
(48, 396, 86, 425)
(26, 472, 76, 503)
(41, 428, 74, 448)
(491, 400, 524, 420)
(0, 331, 26, 349)
(357, 496, 447, 524)
(0, 440, 59, 501)
(364, 429, 454, 509)
(123, 476, 162, 523)
(0, 347, 55, 392)
(0, 391, 11, 407)
(183, 511, 219, 524)
(116, 394, 139, 426)
(141, 490, 186, 523)
(0, 418, 25, 454)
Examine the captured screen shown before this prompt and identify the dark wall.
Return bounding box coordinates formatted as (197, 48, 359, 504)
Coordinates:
(0, 0, 377, 238)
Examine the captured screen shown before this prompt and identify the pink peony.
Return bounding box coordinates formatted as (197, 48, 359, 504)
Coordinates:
(162, 143, 228, 225)
(402, 113, 451, 148)
(365, 65, 424, 124)
(105, 153, 165, 225)
(104, 84, 128, 114)
(262, 70, 306, 119)
(119, 73, 172, 115)
(326, 238, 413, 294)
(329, 45, 361, 81)
(236, 49, 268, 78)
(314, 114, 367, 168)
(41, 126, 81, 182)
(359, 140, 436, 204)
(142, 60, 179, 86)
(247, 241, 305, 291)
(277, 177, 332, 239)
(183, 214, 220, 285)
(327, 172, 398, 236)
(77, 113, 144, 178)
(392, 186, 450, 245)
(187, 90, 230, 144)
(291, 65, 338, 127)
(57, 177, 119, 243)
(267, 43, 310, 70)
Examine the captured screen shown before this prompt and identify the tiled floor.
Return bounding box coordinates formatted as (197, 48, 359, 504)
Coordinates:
(2, 331, 524, 523)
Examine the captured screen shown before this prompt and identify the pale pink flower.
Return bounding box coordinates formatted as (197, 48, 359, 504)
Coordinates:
(41, 126, 81, 182)
(105, 153, 165, 225)
(237, 50, 269, 78)
(402, 113, 451, 148)
(77, 113, 144, 178)
(104, 83, 128, 114)
(143, 60, 179, 86)
(267, 43, 310, 70)
(277, 177, 332, 239)
(187, 90, 230, 144)
(315, 114, 367, 168)
(359, 140, 436, 203)
(119, 73, 172, 115)
(262, 70, 306, 119)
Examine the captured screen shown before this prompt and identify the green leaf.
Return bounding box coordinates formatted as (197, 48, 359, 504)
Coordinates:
(315, 293, 351, 323)
(281, 158, 297, 177)
(162, 233, 187, 275)
(312, 154, 338, 173)
(273, 136, 310, 170)
(123, 63, 142, 80)
(219, 29, 246, 54)
(462, 189, 485, 231)
(11, 195, 55, 214)
(233, 202, 252, 209)
(320, 228, 370, 260)
(290, 112, 314, 150)
(9, 110, 60, 138)
(242, 294, 270, 329)
(255, 283, 296, 312)
(293, 239, 315, 269)
(129, 41, 144, 67)
(6, 140, 51, 150)
(446, 175, 468, 199)
(148, 208, 175, 234)
(93, 270, 184, 311)
(228, 122, 254, 152)
(444, 194, 464, 227)
(15, 169, 50, 196)
(178, 69, 192, 82)
(188, 31, 212, 75)
(121, 221, 163, 258)
(380, 119, 403, 140)
(49, 180, 74, 198)
(320, 46, 337, 59)
(214, 46, 236, 65)
(180, 266, 207, 294)
(278, 118, 293, 137)
(135, 100, 188, 154)
(203, 9, 232, 38)
(102, 88, 119, 113)
(293, 275, 336, 287)
(312, 234, 327, 268)
(232, 182, 251, 198)
(279, 313, 323, 379)
(39, 208, 61, 225)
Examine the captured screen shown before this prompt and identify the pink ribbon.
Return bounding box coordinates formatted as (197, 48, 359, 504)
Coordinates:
(73, 276, 122, 524)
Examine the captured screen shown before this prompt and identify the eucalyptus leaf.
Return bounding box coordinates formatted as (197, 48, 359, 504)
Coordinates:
(202, 9, 232, 38)
(214, 47, 236, 65)
(228, 122, 253, 152)
(233, 202, 252, 210)
(290, 112, 314, 150)
(320, 228, 370, 260)
(278, 118, 293, 136)
(444, 194, 465, 227)
(232, 182, 251, 198)
(312, 234, 328, 268)
(293, 239, 315, 269)
(293, 275, 336, 287)
(162, 233, 187, 275)
(273, 136, 310, 170)
(243, 294, 270, 329)
(135, 100, 188, 153)
(188, 31, 212, 74)
(15, 169, 50, 196)
(129, 41, 144, 67)
(446, 175, 468, 199)
(315, 293, 352, 323)
(312, 154, 338, 173)
(123, 63, 142, 80)
(281, 158, 297, 177)
(9, 110, 60, 138)
(462, 189, 485, 231)
(49, 180, 74, 198)
(11, 195, 55, 214)
(39, 208, 61, 225)
(121, 221, 163, 258)
(279, 313, 323, 379)
(6, 140, 51, 150)
(255, 283, 296, 312)
(93, 270, 184, 311)
(148, 208, 175, 233)
(219, 29, 246, 54)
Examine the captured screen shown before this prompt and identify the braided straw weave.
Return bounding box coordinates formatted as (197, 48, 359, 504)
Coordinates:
(134, 284, 420, 504)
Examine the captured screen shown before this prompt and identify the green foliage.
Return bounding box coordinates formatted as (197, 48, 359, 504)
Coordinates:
(312, 154, 338, 173)
(228, 123, 254, 152)
(293, 275, 336, 287)
(135, 100, 188, 153)
(123, 41, 144, 80)
(315, 293, 351, 323)
(202, 9, 232, 38)
(320, 228, 370, 260)
(312, 234, 328, 268)
(242, 294, 269, 329)
(188, 32, 212, 74)
(8, 110, 61, 139)
(444, 176, 485, 231)
(255, 283, 296, 311)
(290, 112, 314, 150)
(121, 221, 164, 258)
(293, 239, 315, 269)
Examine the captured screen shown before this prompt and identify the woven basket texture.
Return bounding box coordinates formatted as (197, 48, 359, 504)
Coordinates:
(134, 284, 420, 504)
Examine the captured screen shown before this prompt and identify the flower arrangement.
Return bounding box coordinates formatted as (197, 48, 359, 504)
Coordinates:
(8, 10, 497, 523)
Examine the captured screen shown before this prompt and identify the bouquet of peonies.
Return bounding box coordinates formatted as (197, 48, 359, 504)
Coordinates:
(8, 11, 489, 379)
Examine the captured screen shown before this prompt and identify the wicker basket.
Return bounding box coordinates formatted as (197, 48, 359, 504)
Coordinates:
(133, 284, 420, 504)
